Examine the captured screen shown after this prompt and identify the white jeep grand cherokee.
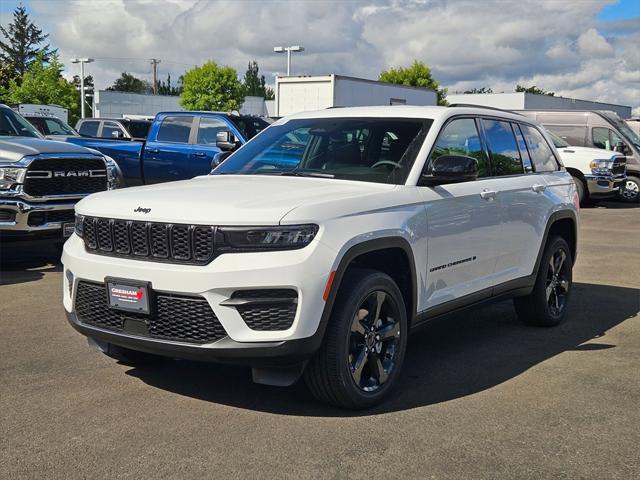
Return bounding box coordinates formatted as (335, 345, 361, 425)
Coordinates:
(62, 106, 579, 409)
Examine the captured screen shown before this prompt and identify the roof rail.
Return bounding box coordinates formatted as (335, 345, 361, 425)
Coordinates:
(448, 103, 523, 116)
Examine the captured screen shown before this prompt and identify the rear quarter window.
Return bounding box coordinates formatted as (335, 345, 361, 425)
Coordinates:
(156, 116, 194, 143)
(520, 125, 559, 172)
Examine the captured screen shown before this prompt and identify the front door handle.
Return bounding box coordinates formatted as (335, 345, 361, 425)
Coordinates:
(193, 152, 207, 157)
(480, 189, 497, 200)
(532, 184, 547, 193)
(145, 148, 160, 154)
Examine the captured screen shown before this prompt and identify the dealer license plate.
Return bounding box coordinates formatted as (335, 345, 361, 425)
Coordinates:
(106, 280, 151, 314)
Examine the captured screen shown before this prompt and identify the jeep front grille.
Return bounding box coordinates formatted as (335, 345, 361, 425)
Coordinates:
(24, 157, 108, 197)
(81, 216, 216, 265)
(75, 281, 227, 344)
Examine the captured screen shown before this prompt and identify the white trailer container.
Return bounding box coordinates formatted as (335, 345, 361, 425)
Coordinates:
(275, 75, 437, 117)
(15, 104, 68, 123)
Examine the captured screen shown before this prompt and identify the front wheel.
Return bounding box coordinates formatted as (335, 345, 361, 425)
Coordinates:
(304, 269, 408, 409)
(514, 236, 573, 327)
(619, 176, 640, 203)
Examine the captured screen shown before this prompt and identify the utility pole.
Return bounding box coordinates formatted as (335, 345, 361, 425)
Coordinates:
(70, 58, 94, 118)
(150, 58, 161, 94)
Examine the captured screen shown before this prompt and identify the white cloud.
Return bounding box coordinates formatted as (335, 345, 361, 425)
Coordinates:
(14, 0, 639, 113)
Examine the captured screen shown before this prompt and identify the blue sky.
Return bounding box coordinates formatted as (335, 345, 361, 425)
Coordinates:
(597, 0, 640, 20)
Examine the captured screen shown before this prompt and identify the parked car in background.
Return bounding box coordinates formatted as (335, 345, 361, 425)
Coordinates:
(545, 131, 626, 204)
(64, 112, 269, 187)
(63, 105, 579, 409)
(0, 104, 118, 244)
(519, 110, 640, 202)
(25, 115, 79, 138)
(75, 117, 153, 141)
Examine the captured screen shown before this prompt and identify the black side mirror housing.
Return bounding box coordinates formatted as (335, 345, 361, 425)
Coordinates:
(419, 154, 479, 186)
(216, 131, 240, 152)
(211, 151, 233, 169)
(613, 142, 629, 155)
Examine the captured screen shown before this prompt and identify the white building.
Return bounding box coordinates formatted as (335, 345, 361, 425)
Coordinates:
(275, 75, 437, 117)
(93, 90, 183, 118)
(446, 92, 632, 119)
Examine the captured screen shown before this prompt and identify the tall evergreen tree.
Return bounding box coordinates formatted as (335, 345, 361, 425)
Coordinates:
(0, 5, 55, 86)
(243, 61, 271, 99)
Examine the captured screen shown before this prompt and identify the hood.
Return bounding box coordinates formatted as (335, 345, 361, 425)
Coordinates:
(76, 174, 396, 225)
(558, 145, 623, 160)
(0, 137, 99, 163)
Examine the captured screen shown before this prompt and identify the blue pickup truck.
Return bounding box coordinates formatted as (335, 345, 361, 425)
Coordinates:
(64, 112, 269, 186)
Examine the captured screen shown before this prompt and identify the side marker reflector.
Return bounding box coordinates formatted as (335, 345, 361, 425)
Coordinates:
(323, 271, 336, 302)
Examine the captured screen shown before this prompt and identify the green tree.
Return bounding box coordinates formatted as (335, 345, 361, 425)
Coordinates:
(243, 60, 274, 99)
(107, 72, 152, 94)
(180, 61, 244, 111)
(157, 73, 182, 96)
(72, 74, 94, 117)
(6, 52, 80, 123)
(464, 87, 493, 94)
(0, 5, 55, 85)
(379, 60, 448, 106)
(515, 84, 554, 96)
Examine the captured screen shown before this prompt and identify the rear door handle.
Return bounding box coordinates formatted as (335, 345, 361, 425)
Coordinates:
(145, 148, 159, 154)
(532, 184, 546, 193)
(480, 189, 497, 200)
(193, 152, 207, 157)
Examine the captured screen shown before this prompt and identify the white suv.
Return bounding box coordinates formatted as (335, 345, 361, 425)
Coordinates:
(62, 106, 579, 409)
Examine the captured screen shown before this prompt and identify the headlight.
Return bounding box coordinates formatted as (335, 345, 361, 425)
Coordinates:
(0, 167, 26, 190)
(74, 213, 84, 238)
(216, 224, 318, 252)
(103, 155, 121, 189)
(590, 160, 614, 174)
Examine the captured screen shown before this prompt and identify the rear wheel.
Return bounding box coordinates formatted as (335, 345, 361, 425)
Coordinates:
(619, 176, 640, 203)
(514, 236, 573, 327)
(304, 269, 408, 409)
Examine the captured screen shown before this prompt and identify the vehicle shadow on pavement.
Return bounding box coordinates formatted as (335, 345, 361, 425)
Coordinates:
(591, 201, 639, 209)
(124, 282, 639, 416)
(0, 243, 62, 286)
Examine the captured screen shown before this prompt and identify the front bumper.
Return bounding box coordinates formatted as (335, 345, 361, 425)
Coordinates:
(585, 173, 627, 198)
(62, 234, 337, 361)
(0, 198, 77, 234)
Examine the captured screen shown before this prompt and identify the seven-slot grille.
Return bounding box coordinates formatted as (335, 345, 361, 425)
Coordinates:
(74, 281, 227, 344)
(82, 216, 215, 264)
(24, 157, 108, 197)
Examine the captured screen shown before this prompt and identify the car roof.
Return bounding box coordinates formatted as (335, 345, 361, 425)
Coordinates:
(279, 105, 530, 123)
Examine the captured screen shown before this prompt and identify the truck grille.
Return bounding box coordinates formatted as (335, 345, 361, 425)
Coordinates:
(28, 209, 75, 226)
(74, 281, 227, 344)
(24, 157, 108, 197)
(82, 216, 215, 264)
(612, 157, 626, 176)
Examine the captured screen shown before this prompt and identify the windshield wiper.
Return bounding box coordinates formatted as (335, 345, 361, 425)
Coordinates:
(280, 170, 335, 178)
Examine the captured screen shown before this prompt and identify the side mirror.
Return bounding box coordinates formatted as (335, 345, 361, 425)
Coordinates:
(211, 151, 233, 169)
(614, 142, 629, 155)
(419, 155, 479, 186)
(111, 130, 124, 139)
(216, 131, 240, 152)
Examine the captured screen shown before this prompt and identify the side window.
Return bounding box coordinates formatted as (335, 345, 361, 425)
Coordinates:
(521, 125, 559, 172)
(513, 124, 533, 173)
(609, 129, 625, 149)
(44, 118, 65, 135)
(481, 119, 524, 176)
(545, 125, 587, 146)
(28, 118, 47, 134)
(429, 118, 489, 177)
(197, 117, 230, 145)
(78, 120, 99, 137)
(592, 127, 610, 150)
(156, 116, 194, 143)
(101, 121, 123, 138)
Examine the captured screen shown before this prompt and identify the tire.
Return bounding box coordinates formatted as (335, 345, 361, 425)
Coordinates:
(514, 236, 573, 327)
(572, 174, 588, 206)
(619, 175, 640, 203)
(304, 269, 408, 409)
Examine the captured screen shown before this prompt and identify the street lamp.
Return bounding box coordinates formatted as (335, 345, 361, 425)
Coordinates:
(70, 58, 94, 118)
(273, 45, 304, 76)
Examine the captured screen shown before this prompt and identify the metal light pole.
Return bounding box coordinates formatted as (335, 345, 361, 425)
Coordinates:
(273, 45, 304, 76)
(70, 58, 94, 118)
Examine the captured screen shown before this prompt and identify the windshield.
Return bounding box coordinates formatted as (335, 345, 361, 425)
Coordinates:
(547, 131, 569, 148)
(214, 117, 430, 185)
(0, 107, 42, 138)
(44, 117, 76, 135)
(611, 118, 640, 150)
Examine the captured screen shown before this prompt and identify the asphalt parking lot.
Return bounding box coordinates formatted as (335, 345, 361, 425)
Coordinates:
(1, 202, 638, 479)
